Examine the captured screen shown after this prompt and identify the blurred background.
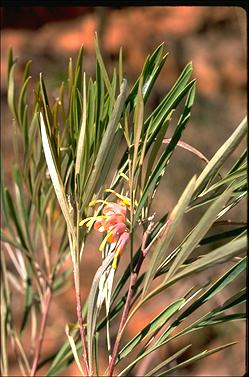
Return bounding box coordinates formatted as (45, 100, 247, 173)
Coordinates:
(1, 6, 247, 376)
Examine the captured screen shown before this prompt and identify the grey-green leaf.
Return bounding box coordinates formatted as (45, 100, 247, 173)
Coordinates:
(82, 78, 128, 208)
(164, 187, 233, 283)
(117, 298, 185, 363)
(40, 113, 75, 237)
(142, 175, 196, 297)
(87, 252, 114, 372)
(158, 342, 237, 376)
(145, 344, 192, 376)
(193, 116, 247, 197)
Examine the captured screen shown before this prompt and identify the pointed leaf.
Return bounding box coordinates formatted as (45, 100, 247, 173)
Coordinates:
(94, 33, 111, 94)
(7, 62, 18, 121)
(142, 175, 196, 296)
(157, 342, 237, 376)
(87, 252, 115, 371)
(157, 257, 246, 345)
(193, 116, 247, 197)
(82, 79, 128, 208)
(75, 72, 87, 178)
(145, 344, 192, 376)
(126, 235, 246, 330)
(165, 187, 233, 283)
(65, 324, 84, 376)
(40, 113, 75, 236)
(134, 82, 196, 225)
(163, 138, 210, 164)
(117, 298, 185, 363)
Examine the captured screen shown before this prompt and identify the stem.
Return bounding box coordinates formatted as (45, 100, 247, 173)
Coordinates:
(30, 286, 52, 377)
(74, 261, 91, 376)
(108, 253, 144, 377)
(73, 207, 91, 376)
(40, 225, 50, 276)
(108, 224, 154, 376)
(75, 285, 91, 376)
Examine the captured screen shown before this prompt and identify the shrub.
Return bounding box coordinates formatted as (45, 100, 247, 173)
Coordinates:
(1, 36, 247, 376)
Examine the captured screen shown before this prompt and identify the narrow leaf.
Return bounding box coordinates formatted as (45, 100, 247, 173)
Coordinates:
(145, 344, 192, 376)
(194, 116, 247, 197)
(158, 342, 237, 376)
(165, 187, 233, 283)
(40, 113, 75, 236)
(82, 79, 128, 208)
(142, 175, 196, 296)
(134, 82, 196, 225)
(163, 138, 210, 164)
(65, 324, 84, 376)
(94, 33, 111, 94)
(87, 252, 114, 371)
(117, 298, 185, 363)
(75, 72, 87, 177)
(157, 257, 246, 345)
(132, 76, 144, 181)
(8, 63, 19, 122)
(126, 235, 246, 329)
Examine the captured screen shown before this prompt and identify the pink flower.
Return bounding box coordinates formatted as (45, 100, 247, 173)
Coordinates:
(94, 219, 106, 232)
(80, 194, 130, 268)
(115, 231, 130, 255)
(102, 202, 127, 217)
(96, 201, 130, 262)
(104, 213, 126, 228)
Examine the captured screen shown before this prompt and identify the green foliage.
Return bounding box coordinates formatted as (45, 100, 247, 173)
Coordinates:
(1, 37, 246, 377)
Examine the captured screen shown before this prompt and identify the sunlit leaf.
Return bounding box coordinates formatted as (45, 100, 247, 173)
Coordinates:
(87, 252, 115, 371)
(65, 324, 84, 376)
(117, 298, 185, 363)
(40, 112, 75, 237)
(142, 175, 196, 296)
(164, 187, 233, 283)
(157, 342, 237, 376)
(193, 116, 247, 197)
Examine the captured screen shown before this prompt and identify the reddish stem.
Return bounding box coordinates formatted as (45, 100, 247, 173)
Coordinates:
(75, 289, 91, 376)
(108, 224, 153, 376)
(108, 251, 145, 376)
(30, 287, 52, 377)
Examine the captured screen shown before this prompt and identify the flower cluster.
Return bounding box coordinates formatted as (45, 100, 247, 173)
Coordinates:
(80, 192, 130, 269)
